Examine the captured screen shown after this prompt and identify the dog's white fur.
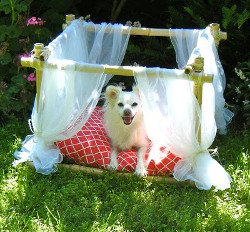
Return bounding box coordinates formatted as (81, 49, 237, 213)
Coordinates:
(103, 85, 149, 177)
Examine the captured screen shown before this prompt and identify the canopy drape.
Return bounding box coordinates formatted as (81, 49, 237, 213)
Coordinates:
(135, 67, 231, 190)
(14, 20, 130, 174)
(170, 27, 233, 134)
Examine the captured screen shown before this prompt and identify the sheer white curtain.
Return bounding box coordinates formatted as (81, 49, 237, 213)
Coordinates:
(170, 27, 233, 134)
(14, 19, 130, 174)
(135, 68, 232, 190)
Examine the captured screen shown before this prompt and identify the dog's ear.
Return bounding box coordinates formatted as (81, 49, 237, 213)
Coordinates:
(132, 85, 140, 98)
(106, 86, 122, 101)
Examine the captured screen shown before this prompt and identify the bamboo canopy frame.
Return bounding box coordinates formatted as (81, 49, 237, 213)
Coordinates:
(21, 14, 227, 184)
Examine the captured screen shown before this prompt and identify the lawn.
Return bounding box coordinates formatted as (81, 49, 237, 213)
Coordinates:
(0, 119, 249, 231)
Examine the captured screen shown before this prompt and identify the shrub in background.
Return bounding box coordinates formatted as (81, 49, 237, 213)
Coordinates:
(0, 0, 249, 129)
(227, 63, 250, 128)
(0, 0, 54, 123)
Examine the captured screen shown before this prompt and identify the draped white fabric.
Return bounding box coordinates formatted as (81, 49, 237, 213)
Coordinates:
(170, 27, 233, 134)
(136, 67, 231, 190)
(13, 20, 130, 174)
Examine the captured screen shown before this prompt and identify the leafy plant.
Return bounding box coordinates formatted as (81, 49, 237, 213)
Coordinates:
(0, 0, 33, 24)
(222, 5, 249, 29)
(226, 62, 250, 128)
(166, 0, 249, 127)
(0, 1, 54, 122)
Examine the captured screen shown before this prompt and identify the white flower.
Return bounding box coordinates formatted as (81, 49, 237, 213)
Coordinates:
(235, 86, 241, 94)
(133, 21, 141, 27)
(125, 21, 132, 26)
(243, 100, 249, 105)
(234, 68, 246, 80)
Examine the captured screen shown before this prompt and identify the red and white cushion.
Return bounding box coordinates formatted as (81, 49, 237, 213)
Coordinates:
(56, 107, 180, 175)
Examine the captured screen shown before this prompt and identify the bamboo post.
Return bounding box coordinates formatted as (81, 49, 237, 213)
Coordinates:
(209, 23, 227, 48)
(33, 43, 44, 110)
(62, 14, 75, 30)
(192, 57, 204, 144)
(22, 43, 50, 110)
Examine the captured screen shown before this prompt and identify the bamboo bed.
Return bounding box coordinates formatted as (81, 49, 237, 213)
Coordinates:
(20, 14, 227, 185)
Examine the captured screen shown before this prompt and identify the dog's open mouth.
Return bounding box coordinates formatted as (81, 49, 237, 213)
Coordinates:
(122, 116, 134, 125)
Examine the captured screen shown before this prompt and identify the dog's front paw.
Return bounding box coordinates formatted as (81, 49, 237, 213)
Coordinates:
(134, 167, 147, 178)
(108, 158, 119, 171)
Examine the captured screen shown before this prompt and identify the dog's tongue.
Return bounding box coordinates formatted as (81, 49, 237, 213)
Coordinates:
(122, 116, 133, 125)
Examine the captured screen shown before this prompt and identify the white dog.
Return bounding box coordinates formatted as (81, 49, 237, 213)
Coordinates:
(103, 85, 149, 177)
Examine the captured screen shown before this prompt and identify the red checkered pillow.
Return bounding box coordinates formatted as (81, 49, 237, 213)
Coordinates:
(56, 107, 181, 175)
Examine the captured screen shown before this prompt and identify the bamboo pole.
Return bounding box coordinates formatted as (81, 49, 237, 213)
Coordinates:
(192, 57, 204, 144)
(33, 43, 44, 110)
(62, 14, 227, 40)
(21, 56, 213, 83)
(62, 14, 75, 30)
(209, 23, 227, 48)
(27, 161, 194, 186)
(27, 43, 51, 110)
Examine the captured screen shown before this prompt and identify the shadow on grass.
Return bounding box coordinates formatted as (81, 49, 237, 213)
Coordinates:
(1, 121, 249, 231)
(2, 164, 246, 231)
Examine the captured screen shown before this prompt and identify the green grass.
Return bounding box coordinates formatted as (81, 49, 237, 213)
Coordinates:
(0, 120, 249, 231)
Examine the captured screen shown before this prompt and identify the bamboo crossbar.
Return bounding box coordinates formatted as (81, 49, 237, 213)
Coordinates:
(21, 56, 213, 83)
(27, 161, 195, 186)
(125, 25, 227, 40)
(75, 22, 227, 40)
(63, 14, 227, 41)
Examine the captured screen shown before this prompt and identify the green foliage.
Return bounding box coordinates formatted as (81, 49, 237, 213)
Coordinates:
(222, 5, 249, 29)
(0, 0, 249, 128)
(184, 6, 206, 28)
(226, 63, 250, 127)
(0, 0, 83, 122)
(0, 0, 33, 24)
(0, 0, 57, 122)
(0, 121, 249, 231)
(165, 0, 249, 127)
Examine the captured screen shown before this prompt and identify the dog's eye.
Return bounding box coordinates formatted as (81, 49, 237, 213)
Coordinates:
(132, 102, 138, 107)
(118, 103, 124, 107)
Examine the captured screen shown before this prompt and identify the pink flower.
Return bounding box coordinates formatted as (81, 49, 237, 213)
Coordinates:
(27, 17, 46, 26)
(18, 50, 31, 59)
(17, 51, 31, 66)
(23, 73, 36, 81)
(27, 73, 36, 81)
(19, 39, 26, 43)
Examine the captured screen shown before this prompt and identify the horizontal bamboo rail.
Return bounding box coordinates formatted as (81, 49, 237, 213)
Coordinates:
(27, 161, 195, 186)
(21, 55, 213, 83)
(126, 24, 227, 41)
(63, 14, 227, 43)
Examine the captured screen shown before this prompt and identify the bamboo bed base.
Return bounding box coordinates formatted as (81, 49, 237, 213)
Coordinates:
(27, 161, 195, 186)
(21, 14, 227, 183)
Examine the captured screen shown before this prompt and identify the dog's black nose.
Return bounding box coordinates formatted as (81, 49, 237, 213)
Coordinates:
(124, 109, 131, 116)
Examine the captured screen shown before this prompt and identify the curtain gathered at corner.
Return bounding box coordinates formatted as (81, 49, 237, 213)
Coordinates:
(135, 67, 232, 190)
(13, 19, 130, 174)
(170, 27, 234, 134)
